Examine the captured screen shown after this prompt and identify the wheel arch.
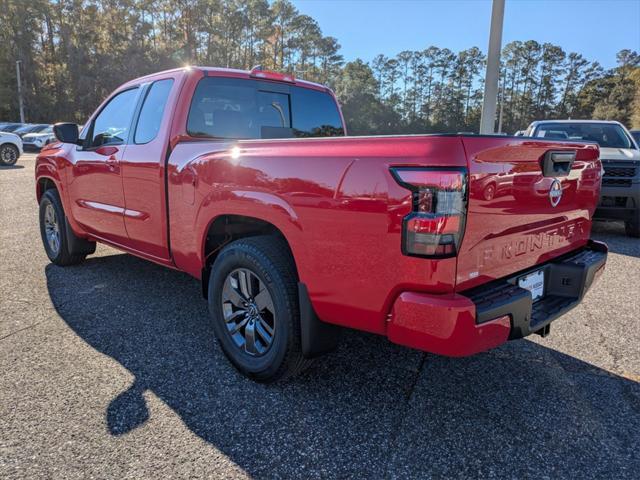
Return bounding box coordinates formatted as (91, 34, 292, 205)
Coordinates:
(200, 214, 299, 299)
(0, 141, 20, 150)
(36, 176, 59, 202)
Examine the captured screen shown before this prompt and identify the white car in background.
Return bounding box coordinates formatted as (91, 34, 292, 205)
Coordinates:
(0, 131, 23, 166)
(22, 125, 56, 152)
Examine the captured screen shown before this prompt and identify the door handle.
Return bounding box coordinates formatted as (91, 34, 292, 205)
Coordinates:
(106, 156, 118, 172)
(541, 150, 575, 177)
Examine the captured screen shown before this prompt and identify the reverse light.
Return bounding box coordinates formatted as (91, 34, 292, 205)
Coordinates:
(390, 167, 468, 258)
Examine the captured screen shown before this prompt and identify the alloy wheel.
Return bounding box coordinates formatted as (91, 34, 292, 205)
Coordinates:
(221, 268, 276, 356)
(1, 146, 17, 165)
(44, 203, 61, 255)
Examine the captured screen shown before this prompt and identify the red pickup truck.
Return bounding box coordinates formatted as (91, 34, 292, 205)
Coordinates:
(36, 66, 607, 382)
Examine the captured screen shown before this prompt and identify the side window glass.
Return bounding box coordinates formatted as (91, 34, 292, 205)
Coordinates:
(291, 87, 344, 137)
(135, 79, 174, 144)
(91, 88, 139, 147)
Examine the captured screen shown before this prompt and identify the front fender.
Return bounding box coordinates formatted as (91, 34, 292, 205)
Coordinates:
(35, 145, 88, 238)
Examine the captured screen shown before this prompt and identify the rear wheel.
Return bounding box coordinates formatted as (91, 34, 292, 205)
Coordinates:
(208, 236, 311, 382)
(39, 189, 95, 266)
(0, 144, 19, 166)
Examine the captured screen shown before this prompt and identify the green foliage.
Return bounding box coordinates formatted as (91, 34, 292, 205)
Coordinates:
(1, 0, 638, 133)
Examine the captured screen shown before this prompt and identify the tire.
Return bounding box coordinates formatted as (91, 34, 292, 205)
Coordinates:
(0, 143, 19, 166)
(625, 213, 640, 238)
(483, 183, 496, 201)
(208, 235, 312, 382)
(39, 189, 95, 266)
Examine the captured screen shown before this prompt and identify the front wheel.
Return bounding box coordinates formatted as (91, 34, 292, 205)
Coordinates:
(0, 144, 19, 166)
(39, 189, 94, 266)
(208, 236, 311, 382)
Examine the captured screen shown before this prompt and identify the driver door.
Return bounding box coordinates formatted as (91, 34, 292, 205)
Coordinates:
(67, 87, 141, 244)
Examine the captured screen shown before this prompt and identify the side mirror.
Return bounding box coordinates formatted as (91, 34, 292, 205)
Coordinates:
(53, 122, 79, 144)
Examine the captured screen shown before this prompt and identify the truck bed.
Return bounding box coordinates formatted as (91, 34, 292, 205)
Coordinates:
(167, 134, 601, 334)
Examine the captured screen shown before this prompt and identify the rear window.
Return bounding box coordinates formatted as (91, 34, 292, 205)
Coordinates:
(187, 77, 344, 139)
(534, 123, 635, 149)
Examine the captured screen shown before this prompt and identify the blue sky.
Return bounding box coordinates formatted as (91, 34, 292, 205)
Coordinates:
(290, 0, 640, 69)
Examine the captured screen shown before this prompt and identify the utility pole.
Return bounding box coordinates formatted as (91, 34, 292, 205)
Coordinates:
(16, 60, 25, 123)
(497, 72, 505, 134)
(479, 0, 505, 134)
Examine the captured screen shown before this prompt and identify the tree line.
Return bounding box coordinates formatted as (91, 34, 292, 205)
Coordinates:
(1, 0, 639, 134)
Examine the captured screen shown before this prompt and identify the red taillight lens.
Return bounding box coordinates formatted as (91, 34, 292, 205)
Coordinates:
(249, 68, 295, 83)
(390, 168, 467, 258)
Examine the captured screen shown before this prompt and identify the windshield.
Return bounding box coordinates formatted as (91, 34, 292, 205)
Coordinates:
(16, 125, 39, 134)
(2, 124, 23, 132)
(25, 126, 53, 137)
(534, 122, 634, 149)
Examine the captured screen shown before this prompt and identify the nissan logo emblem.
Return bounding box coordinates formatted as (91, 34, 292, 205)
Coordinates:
(549, 179, 562, 207)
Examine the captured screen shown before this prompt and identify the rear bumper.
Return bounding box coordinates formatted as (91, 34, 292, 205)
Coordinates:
(387, 240, 607, 357)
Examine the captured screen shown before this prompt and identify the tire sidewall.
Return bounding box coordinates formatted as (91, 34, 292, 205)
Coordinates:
(208, 244, 291, 379)
(0, 144, 19, 166)
(39, 190, 66, 263)
(483, 183, 496, 201)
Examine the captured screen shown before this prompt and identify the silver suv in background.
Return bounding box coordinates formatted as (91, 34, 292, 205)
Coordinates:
(22, 125, 55, 152)
(523, 120, 640, 237)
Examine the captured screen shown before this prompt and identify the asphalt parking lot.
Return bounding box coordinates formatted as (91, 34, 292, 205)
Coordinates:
(1, 153, 639, 479)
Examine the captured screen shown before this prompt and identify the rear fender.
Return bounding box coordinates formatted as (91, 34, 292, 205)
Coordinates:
(194, 188, 307, 278)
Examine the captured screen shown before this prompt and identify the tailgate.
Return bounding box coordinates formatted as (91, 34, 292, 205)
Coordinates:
(456, 136, 601, 291)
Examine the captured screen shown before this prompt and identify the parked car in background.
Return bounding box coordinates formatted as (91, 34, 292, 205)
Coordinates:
(14, 123, 50, 138)
(631, 129, 640, 145)
(22, 125, 55, 152)
(523, 120, 640, 237)
(0, 130, 23, 166)
(0, 123, 27, 133)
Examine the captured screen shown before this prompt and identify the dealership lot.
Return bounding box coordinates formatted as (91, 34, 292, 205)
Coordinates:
(1, 154, 639, 479)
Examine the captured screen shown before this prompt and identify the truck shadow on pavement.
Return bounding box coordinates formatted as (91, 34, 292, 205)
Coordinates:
(46, 253, 640, 478)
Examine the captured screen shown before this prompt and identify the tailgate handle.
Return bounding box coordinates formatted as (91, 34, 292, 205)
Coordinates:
(541, 150, 575, 177)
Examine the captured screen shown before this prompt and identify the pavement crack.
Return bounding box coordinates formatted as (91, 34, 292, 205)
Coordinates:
(382, 352, 428, 480)
(404, 352, 427, 401)
(0, 321, 44, 342)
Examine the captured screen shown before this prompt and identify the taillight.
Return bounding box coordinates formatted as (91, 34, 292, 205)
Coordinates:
(249, 66, 295, 83)
(390, 167, 468, 258)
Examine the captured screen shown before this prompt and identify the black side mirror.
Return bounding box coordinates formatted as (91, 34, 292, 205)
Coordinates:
(53, 122, 79, 144)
